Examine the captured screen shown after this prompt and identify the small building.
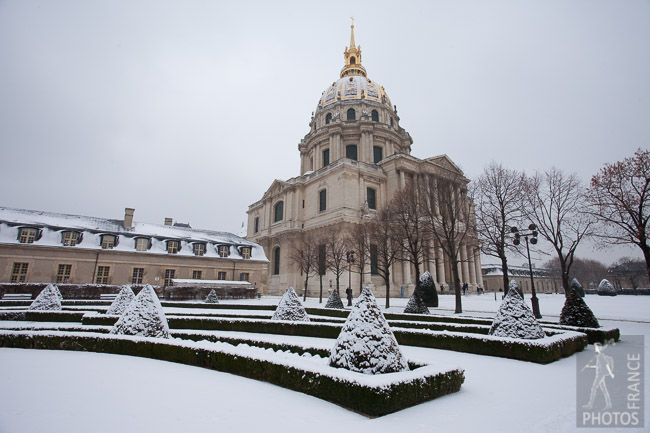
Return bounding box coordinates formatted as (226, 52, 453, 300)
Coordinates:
(482, 264, 562, 294)
(0, 206, 268, 292)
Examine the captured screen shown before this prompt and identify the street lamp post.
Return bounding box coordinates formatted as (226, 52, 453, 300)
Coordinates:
(346, 250, 355, 293)
(510, 224, 542, 319)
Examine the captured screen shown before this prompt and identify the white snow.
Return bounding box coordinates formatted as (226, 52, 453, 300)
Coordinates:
(271, 287, 310, 322)
(110, 285, 170, 338)
(488, 280, 545, 339)
(28, 284, 62, 311)
(105, 285, 135, 315)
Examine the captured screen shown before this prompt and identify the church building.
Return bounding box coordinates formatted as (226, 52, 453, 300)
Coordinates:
(246, 23, 483, 296)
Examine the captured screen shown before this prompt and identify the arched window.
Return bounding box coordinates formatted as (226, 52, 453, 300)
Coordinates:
(274, 201, 284, 223)
(390, 117, 394, 127)
(350, 56, 356, 65)
(273, 247, 280, 275)
(346, 145, 358, 161)
(371, 110, 379, 122)
(325, 113, 332, 124)
(346, 108, 356, 121)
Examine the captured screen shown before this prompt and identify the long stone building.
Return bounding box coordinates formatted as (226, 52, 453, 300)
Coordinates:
(246, 24, 483, 296)
(0, 206, 268, 292)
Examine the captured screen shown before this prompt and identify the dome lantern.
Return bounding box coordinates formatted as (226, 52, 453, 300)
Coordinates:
(341, 17, 367, 78)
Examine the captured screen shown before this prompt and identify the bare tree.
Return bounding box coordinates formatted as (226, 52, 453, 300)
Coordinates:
(472, 162, 525, 294)
(524, 168, 594, 294)
(289, 233, 319, 301)
(324, 230, 348, 295)
(543, 256, 608, 290)
(391, 180, 425, 284)
(367, 203, 401, 308)
(420, 174, 473, 314)
(588, 149, 650, 283)
(608, 257, 647, 290)
(346, 221, 370, 295)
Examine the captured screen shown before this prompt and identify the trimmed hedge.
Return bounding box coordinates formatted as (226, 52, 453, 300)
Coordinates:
(0, 330, 464, 417)
(540, 323, 620, 344)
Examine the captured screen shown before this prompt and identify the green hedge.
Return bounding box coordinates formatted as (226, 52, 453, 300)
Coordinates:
(160, 302, 275, 311)
(540, 323, 620, 344)
(0, 330, 464, 417)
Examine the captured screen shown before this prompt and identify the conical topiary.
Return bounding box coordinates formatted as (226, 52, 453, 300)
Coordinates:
(325, 289, 344, 309)
(560, 289, 600, 328)
(271, 287, 310, 321)
(404, 290, 430, 314)
(597, 279, 617, 297)
(28, 284, 62, 311)
(415, 271, 438, 307)
(109, 285, 170, 338)
(488, 280, 545, 339)
(506, 278, 523, 297)
(205, 289, 219, 304)
(106, 285, 135, 315)
(329, 287, 409, 374)
(570, 277, 585, 297)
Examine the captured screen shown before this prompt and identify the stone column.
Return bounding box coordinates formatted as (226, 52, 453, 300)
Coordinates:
(399, 170, 406, 189)
(403, 260, 411, 288)
(468, 245, 477, 285)
(474, 248, 484, 286)
(428, 241, 437, 281)
(460, 244, 470, 284)
(436, 245, 446, 284)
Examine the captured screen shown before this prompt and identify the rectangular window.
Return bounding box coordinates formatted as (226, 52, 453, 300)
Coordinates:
(164, 269, 175, 286)
(19, 228, 38, 244)
(101, 235, 116, 249)
(239, 272, 250, 282)
(217, 271, 227, 280)
(96, 266, 110, 284)
(367, 187, 377, 210)
(241, 247, 251, 259)
(11, 263, 28, 283)
(373, 146, 383, 164)
(62, 231, 79, 246)
(167, 240, 179, 254)
(192, 270, 203, 280)
(193, 243, 206, 256)
(132, 267, 144, 285)
(319, 189, 327, 212)
(56, 264, 72, 283)
(322, 148, 330, 167)
(135, 238, 149, 251)
(370, 244, 379, 275)
(218, 245, 230, 257)
(254, 217, 259, 233)
(346, 145, 357, 161)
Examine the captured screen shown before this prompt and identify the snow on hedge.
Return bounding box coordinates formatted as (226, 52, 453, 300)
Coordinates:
(28, 284, 62, 311)
(106, 285, 135, 315)
(570, 278, 585, 297)
(488, 280, 545, 339)
(403, 291, 430, 314)
(560, 289, 600, 328)
(271, 287, 310, 322)
(325, 289, 344, 309)
(329, 287, 409, 374)
(596, 279, 617, 297)
(109, 285, 170, 338)
(205, 289, 219, 304)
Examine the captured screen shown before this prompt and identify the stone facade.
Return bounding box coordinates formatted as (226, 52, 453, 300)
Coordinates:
(247, 25, 482, 297)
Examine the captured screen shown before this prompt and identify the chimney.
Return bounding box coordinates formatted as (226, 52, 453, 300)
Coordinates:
(123, 208, 135, 228)
(164, 218, 173, 226)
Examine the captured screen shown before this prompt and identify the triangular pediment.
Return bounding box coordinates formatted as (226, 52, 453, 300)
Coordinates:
(262, 179, 291, 200)
(425, 154, 464, 175)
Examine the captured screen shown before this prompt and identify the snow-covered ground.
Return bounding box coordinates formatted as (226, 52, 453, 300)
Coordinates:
(0, 293, 648, 433)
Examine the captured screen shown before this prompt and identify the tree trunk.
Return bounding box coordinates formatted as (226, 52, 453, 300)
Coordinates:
(641, 242, 650, 286)
(451, 262, 463, 314)
(500, 254, 510, 295)
(303, 275, 309, 302)
(319, 274, 323, 303)
(384, 271, 391, 309)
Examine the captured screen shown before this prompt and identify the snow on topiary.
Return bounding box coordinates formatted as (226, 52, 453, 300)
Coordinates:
(105, 285, 135, 315)
(109, 284, 170, 338)
(404, 290, 430, 314)
(597, 279, 617, 297)
(570, 277, 585, 297)
(271, 287, 310, 321)
(325, 289, 344, 309)
(506, 278, 523, 297)
(329, 287, 410, 374)
(560, 289, 600, 328)
(415, 271, 438, 307)
(28, 284, 62, 311)
(488, 281, 545, 339)
(205, 289, 219, 304)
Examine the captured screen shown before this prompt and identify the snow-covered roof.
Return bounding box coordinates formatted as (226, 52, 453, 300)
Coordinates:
(172, 279, 253, 286)
(481, 264, 552, 278)
(0, 206, 268, 262)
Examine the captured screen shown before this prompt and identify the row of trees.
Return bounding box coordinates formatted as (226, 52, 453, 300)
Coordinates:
(474, 148, 650, 295)
(292, 170, 475, 313)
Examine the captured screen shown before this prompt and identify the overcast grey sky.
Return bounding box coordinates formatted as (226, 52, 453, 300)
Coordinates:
(1, 0, 648, 265)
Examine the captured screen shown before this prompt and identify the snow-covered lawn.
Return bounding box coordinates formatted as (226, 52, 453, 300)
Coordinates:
(0, 294, 648, 433)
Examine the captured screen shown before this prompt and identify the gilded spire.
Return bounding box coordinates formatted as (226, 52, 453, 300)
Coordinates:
(341, 18, 367, 78)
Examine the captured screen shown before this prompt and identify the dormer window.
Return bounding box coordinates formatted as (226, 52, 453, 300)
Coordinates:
(18, 227, 38, 244)
(101, 234, 117, 249)
(61, 231, 81, 246)
(217, 245, 230, 258)
(193, 243, 206, 256)
(135, 237, 151, 251)
(167, 240, 179, 254)
(240, 247, 252, 260)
